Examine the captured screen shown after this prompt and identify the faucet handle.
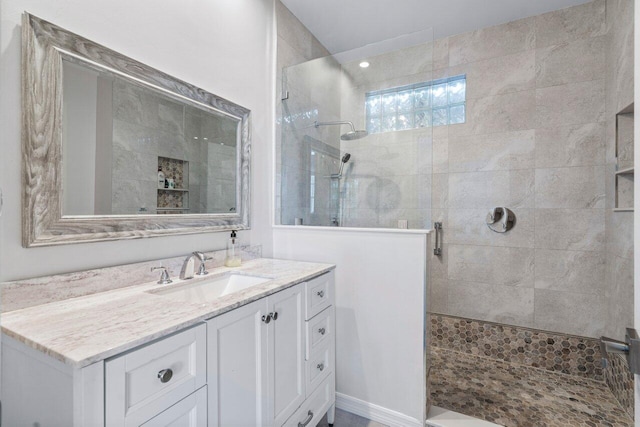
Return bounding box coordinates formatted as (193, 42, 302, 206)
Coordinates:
(151, 266, 173, 284)
(193, 251, 212, 276)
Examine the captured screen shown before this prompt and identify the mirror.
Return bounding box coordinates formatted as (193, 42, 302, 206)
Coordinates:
(22, 13, 251, 246)
(62, 59, 239, 216)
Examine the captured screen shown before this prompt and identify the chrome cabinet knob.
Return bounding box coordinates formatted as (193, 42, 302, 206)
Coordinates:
(318, 327, 326, 335)
(262, 314, 271, 324)
(317, 290, 325, 298)
(272, 312, 278, 321)
(317, 363, 325, 371)
(158, 368, 173, 383)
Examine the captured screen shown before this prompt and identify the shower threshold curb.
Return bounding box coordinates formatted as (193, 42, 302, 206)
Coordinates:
(427, 406, 503, 427)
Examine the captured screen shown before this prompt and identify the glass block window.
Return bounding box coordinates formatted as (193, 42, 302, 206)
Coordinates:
(365, 75, 466, 134)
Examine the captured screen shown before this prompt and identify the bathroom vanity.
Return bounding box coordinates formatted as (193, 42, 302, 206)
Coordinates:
(1, 258, 335, 427)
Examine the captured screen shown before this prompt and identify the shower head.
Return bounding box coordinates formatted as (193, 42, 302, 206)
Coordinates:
(314, 121, 369, 141)
(340, 130, 368, 141)
(337, 152, 352, 177)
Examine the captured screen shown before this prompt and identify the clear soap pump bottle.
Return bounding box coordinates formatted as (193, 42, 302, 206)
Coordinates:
(225, 230, 242, 267)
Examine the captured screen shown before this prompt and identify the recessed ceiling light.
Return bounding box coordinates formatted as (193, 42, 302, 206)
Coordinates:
(193, 136, 198, 140)
(203, 137, 208, 140)
(359, 61, 370, 68)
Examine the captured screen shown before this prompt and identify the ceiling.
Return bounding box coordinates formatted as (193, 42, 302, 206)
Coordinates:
(280, 0, 593, 54)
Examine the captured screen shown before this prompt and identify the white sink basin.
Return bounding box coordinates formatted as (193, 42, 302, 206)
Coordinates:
(150, 273, 272, 303)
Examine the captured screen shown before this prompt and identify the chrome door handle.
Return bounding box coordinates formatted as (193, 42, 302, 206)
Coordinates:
(318, 327, 326, 335)
(298, 410, 314, 427)
(317, 363, 325, 371)
(433, 222, 442, 256)
(157, 368, 173, 383)
(317, 290, 325, 298)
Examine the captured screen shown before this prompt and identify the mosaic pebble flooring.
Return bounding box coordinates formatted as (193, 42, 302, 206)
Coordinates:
(430, 348, 633, 427)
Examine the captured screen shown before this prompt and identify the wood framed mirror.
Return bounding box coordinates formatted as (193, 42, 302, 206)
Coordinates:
(22, 13, 251, 247)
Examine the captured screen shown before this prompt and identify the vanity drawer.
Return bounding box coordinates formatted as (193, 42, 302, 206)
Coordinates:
(305, 341, 334, 394)
(283, 375, 335, 427)
(105, 324, 207, 426)
(306, 306, 334, 360)
(305, 271, 334, 320)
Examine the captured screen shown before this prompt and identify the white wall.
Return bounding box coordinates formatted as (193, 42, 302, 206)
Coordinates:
(273, 226, 428, 426)
(0, 0, 276, 280)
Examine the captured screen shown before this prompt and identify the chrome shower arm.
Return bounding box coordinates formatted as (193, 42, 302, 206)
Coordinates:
(314, 120, 357, 132)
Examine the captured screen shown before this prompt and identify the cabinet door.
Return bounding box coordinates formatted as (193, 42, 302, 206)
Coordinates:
(268, 284, 306, 426)
(207, 298, 269, 427)
(140, 387, 206, 427)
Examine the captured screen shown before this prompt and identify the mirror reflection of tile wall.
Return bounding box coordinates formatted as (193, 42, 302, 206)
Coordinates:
(109, 80, 237, 215)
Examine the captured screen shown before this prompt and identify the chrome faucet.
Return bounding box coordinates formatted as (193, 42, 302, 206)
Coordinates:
(193, 251, 212, 276)
(180, 254, 196, 280)
(151, 266, 173, 284)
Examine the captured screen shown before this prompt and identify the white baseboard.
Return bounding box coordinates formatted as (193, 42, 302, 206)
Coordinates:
(335, 393, 423, 427)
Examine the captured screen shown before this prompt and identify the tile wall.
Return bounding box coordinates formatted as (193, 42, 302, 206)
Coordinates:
(430, 0, 634, 339)
(604, 0, 634, 341)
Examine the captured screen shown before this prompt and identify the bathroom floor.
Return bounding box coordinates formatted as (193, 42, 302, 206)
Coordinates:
(430, 347, 634, 426)
(317, 409, 387, 427)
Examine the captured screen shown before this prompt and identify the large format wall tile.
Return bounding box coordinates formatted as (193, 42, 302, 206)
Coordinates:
(450, 90, 536, 137)
(447, 208, 535, 248)
(609, 211, 634, 260)
(276, 0, 312, 59)
(534, 249, 605, 294)
(448, 245, 535, 287)
(432, 126, 449, 174)
(535, 166, 605, 209)
(534, 289, 606, 337)
(448, 169, 534, 209)
(606, 255, 634, 339)
(534, 0, 605, 48)
(535, 123, 605, 167)
(448, 280, 534, 327)
(451, 50, 535, 100)
(448, 17, 535, 66)
(448, 130, 535, 173)
(534, 208, 605, 251)
(535, 37, 605, 88)
(535, 80, 605, 128)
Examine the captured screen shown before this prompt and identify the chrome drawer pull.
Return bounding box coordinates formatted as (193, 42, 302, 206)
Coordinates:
(298, 410, 314, 427)
(157, 368, 173, 383)
(317, 363, 325, 371)
(317, 290, 325, 298)
(318, 327, 326, 335)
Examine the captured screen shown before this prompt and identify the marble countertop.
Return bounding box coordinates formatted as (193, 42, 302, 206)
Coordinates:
(1, 258, 335, 368)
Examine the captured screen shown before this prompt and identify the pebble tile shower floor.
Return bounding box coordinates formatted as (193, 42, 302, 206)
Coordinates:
(430, 347, 633, 426)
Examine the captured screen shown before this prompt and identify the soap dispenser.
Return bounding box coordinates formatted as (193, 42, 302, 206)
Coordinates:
(225, 230, 242, 267)
(157, 166, 165, 189)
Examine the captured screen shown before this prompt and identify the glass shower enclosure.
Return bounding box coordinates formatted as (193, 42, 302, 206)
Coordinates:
(276, 29, 455, 231)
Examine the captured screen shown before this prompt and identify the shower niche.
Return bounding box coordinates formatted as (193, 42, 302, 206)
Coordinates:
(615, 103, 634, 212)
(157, 157, 190, 214)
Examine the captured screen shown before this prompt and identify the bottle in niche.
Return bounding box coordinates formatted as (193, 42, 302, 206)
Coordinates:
(225, 230, 242, 267)
(157, 166, 165, 189)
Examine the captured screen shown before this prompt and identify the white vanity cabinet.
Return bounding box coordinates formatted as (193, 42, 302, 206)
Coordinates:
(105, 324, 207, 426)
(207, 271, 335, 427)
(1, 270, 335, 427)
